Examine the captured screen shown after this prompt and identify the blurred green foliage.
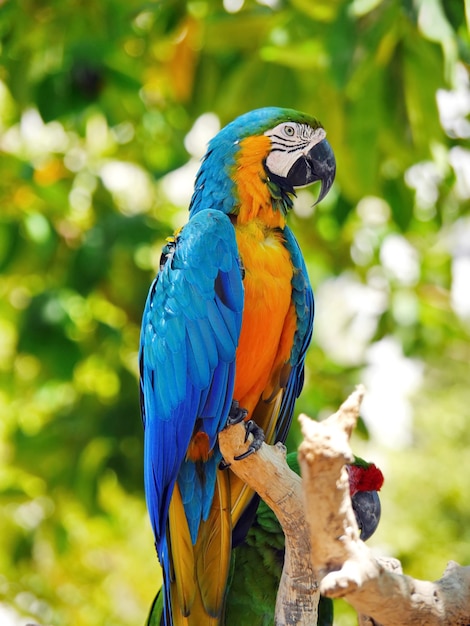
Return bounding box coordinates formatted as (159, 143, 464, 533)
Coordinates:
(0, 0, 469, 624)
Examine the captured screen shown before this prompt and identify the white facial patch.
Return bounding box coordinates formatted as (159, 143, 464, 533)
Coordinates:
(264, 122, 326, 178)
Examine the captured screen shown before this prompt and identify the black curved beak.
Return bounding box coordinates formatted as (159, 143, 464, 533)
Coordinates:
(351, 490, 382, 541)
(286, 138, 336, 204)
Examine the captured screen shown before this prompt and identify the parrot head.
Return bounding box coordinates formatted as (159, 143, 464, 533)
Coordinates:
(347, 457, 384, 541)
(189, 107, 336, 218)
(262, 111, 336, 204)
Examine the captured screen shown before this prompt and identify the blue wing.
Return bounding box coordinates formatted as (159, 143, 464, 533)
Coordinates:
(274, 225, 314, 444)
(139, 209, 244, 556)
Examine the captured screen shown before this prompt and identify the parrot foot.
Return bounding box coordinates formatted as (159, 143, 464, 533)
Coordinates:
(234, 420, 265, 461)
(219, 400, 249, 469)
(219, 402, 264, 467)
(226, 399, 248, 426)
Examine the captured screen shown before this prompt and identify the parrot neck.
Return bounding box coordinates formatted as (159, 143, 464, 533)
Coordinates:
(233, 135, 291, 228)
(189, 135, 295, 227)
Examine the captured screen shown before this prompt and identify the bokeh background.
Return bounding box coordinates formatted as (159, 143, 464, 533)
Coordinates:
(1, 0, 469, 624)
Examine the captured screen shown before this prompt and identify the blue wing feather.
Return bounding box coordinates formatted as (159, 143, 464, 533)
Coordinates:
(274, 225, 314, 444)
(139, 209, 244, 552)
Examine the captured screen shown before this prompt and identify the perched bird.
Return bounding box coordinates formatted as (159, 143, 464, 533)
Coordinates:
(147, 453, 384, 626)
(347, 456, 384, 541)
(139, 107, 336, 625)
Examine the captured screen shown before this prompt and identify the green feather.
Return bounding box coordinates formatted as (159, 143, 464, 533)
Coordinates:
(146, 587, 164, 626)
(223, 499, 285, 625)
(351, 454, 373, 469)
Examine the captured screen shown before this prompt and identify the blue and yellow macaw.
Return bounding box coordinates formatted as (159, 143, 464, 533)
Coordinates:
(139, 107, 336, 625)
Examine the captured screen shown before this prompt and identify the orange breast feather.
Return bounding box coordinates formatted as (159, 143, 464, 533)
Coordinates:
(230, 134, 297, 420)
(233, 221, 295, 417)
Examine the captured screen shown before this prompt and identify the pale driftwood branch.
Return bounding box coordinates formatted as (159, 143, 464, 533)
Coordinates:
(298, 385, 470, 626)
(219, 386, 470, 626)
(357, 557, 403, 626)
(218, 426, 319, 626)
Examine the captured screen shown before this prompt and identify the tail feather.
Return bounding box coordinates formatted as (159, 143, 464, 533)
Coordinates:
(168, 485, 196, 618)
(164, 471, 232, 625)
(196, 470, 232, 617)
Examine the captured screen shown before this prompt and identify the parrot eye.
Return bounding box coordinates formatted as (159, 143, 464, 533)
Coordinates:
(284, 125, 295, 137)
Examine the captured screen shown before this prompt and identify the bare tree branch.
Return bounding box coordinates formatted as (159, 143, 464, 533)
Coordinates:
(218, 426, 319, 626)
(219, 386, 470, 626)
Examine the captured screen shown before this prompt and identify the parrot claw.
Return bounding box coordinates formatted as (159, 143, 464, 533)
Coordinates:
(234, 420, 265, 461)
(220, 404, 265, 465)
(226, 399, 248, 426)
(219, 400, 250, 469)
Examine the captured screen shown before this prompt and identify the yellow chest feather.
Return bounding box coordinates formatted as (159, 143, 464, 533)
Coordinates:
(233, 220, 294, 414)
